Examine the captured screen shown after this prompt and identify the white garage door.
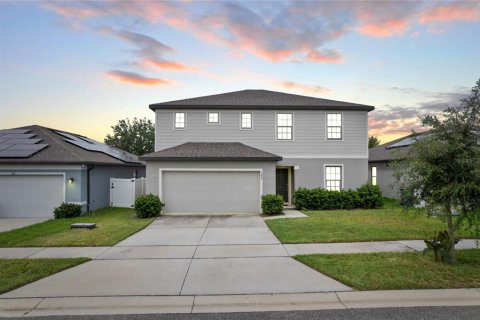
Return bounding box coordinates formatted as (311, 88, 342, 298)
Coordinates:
(162, 171, 261, 214)
(0, 175, 64, 218)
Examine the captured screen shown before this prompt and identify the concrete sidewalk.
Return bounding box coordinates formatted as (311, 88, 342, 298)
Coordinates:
(1, 239, 478, 259)
(1, 288, 480, 317)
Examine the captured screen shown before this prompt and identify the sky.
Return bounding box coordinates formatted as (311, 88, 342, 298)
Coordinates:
(1, 0, 479, 143)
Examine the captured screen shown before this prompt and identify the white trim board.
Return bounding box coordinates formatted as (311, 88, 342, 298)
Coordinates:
(158, 168, 263, 213)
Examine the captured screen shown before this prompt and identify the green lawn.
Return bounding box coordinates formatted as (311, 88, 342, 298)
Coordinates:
(0, 258, 90, 294)
(266, 201, 474, 243)
(0, 207, 154, 247)
(295, 249, 480, 290)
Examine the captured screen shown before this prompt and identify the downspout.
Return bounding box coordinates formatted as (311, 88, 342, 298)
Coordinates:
(86, 164, 95, 212)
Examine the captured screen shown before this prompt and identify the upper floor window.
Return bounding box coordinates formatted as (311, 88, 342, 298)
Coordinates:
(241, 112, 252, 129)
(371, 166, 377, 185)
(277, 113, 293, 140)
(208, 112, 219, 123)
(327, 113, 342, 140)
(325, 165, 342, 191)
(174, 112, 186, 129)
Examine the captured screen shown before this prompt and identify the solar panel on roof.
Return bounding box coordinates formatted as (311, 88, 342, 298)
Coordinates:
(55, 131, 140, 163)
(387, 134, 430, 149)
(0, 144, 14, 151)
(7, 144, 48, 151)
(0, 150, 41, 158)
(2, 138, 42, 144)
(0, 129, 31, 134)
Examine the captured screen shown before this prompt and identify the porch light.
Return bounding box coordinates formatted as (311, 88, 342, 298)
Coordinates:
(68, 177, 74, 183)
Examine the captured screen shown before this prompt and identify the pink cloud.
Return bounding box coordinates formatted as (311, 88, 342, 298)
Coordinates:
(306, 49, 344, 64)
(142, 59, 197, 71)
(419, 4, 480, 24)
(105, 70, 169, 86)
(358, 18, 409, 37)
(279, 81, 332, 95)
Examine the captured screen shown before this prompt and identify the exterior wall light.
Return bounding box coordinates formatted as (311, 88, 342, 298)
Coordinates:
(68, 177, 74, 183)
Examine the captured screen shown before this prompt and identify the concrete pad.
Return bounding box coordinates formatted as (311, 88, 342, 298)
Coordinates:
(194, 245, 288, 258)
(149, 216, 210, 229)
(367, 241, 413, 253)
(98, 246, 196, 259)
(328, 242, 378, 253)
(264, 210, 308, 220)
(0, 247, 44, 259)
(0, 218, 48, 233)
(2, 259, 191, 298)
(337, 288, 480, 309)
(116, 228, 205, 246)
(208, 216, 266, 228)
(28, 247, 110, 259)
(200, 228, 280, 245)
(28, 296, 194, 316)
(0, 298, 42, 317)
(193, 293, 344, 313)
(284, 244, 336, 256)
(181, 257, 352, 295)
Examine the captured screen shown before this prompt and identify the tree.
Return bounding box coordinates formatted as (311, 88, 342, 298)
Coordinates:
(368, 135, 381, 148)
(104, 118, 154, 156)
(393, 79, 480, 263)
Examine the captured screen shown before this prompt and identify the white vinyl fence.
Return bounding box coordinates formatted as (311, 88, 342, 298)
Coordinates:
(110, 178, 146, 208)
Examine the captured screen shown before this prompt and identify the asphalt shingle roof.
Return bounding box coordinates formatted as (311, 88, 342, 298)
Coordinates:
(150, 89, 375, 111)
(0, 125, 144, 166)
(140, 142, 282, 161)
(368, 132, 429, 162)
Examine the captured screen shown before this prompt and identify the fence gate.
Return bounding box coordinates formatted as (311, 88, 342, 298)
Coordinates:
(110, 178, 146, 208)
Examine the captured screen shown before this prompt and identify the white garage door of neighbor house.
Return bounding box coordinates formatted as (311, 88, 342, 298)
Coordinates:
(0, 175, 64, 218)
(162, 171, 261, 214)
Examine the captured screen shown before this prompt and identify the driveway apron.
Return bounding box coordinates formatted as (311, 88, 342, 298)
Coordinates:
(2, 215, 351, 298)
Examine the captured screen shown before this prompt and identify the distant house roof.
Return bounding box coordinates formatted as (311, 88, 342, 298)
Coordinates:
(150, 89, 375, 111)
(140, 142, 282, 161)
(369, 131, 430, 162)
(0, 125, 144, 166)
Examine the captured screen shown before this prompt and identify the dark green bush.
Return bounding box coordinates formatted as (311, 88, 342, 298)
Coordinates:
(134, 194, 165, 218)
(293, 184, 383, 210)
(53, 202, 82, 219)
(357, 184, 384, 208)
(262, 194, 284, 215)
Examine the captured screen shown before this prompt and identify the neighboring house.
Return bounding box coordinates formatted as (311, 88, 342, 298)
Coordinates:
(0, 125, 145, 218)
(141, 89, 374, 214)
(368, 132, 429, 199)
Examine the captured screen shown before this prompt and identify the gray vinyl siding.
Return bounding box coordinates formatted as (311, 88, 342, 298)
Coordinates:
(279, 158, 368, 190)
(145, 161, 276, 198)
(369, 162, 400, 199)
(155, 110, 368, 158)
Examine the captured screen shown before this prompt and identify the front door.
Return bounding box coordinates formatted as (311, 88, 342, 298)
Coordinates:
(276, 168, 289, 203)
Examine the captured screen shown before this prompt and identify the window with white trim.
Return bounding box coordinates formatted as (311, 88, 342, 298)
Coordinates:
(325, 166, 342, 191)
(371, 166, 377, 185)
(327, 113, 342, 140)
(277, 113, 293, 140)
(174, 112, 185, 129)
(241, 112, 252, 129)
(208, 112, 219, 123)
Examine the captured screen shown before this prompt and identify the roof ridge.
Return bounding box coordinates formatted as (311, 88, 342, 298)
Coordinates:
(35, 126, 84, 162)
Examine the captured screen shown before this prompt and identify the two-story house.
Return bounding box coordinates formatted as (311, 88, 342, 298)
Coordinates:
(140, 89, 374, 214)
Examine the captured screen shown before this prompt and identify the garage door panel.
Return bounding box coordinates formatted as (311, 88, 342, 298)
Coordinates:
(162, 171, 260, 214)
(0, 175, 64, 218)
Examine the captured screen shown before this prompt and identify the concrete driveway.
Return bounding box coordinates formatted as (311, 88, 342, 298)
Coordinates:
(0, 218, 48, 232)
(2, 215, 351, 298)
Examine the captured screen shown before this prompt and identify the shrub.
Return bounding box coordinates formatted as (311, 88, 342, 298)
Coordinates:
(134, 194, 164, 218)
(53, 202, 82, 219)
(357, 184, 384, 208)
(293, 184, 384, 210)
(262, 194, 284, 215)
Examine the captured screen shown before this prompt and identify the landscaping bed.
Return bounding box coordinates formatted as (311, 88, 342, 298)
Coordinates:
(0, 258, 90, 294)
(295, 249, 480, 290)
(266, 201, 473, 243)
(0, 207, 154, 247)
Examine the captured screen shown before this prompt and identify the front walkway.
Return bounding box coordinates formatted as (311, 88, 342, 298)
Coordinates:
(0, 218, 48, 233)
(1, 215, 351, 298)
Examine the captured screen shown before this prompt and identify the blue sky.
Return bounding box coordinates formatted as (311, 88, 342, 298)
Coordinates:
(1, 1, 479, 142)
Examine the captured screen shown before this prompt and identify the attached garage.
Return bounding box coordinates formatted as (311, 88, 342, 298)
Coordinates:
(141, 142, 281, 215)
(161, 170, 261, 214)
(0, 174, 64, 218)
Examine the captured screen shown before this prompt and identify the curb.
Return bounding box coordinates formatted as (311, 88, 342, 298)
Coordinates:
(1, 289, 480, 317)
